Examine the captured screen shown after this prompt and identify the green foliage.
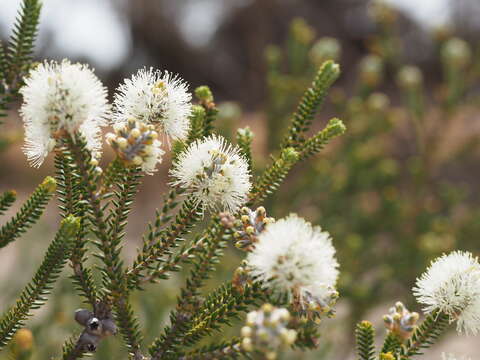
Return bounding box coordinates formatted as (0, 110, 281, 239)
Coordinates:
(149, 282, 265, 359)
(127, 195, 202, 290)
(0, 177, 56, 249)
(355, 321, 376, 360)
(0, 190, 16, 216)
(281, 60, 341, 150)
(400, 311, 449, 358)
(149, 217, 231, 356)
(194, 86, 218, 137)
(236, 127, 254, 173)
(54, 150, 98, 307)
(263, 17, 480, 349)
(299, 117, 346, 160)
(381, 332, 403, 357)
(248, 147, 299, 206)
(187, 105, 207, 145)
(2, 6, 474, 359)
(0, 0, 42, 117)
(0, 215, 79, 349)
(179, 338, 244, 359)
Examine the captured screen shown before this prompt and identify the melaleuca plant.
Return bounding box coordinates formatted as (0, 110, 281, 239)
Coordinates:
(1, 1, 347, 359)
(2, 1, 480, 360)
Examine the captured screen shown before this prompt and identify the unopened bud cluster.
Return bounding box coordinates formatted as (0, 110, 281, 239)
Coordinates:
(383, 301, 419, 339)
(106, 118, 164, 174)
(74, 309, 117, 352)
(241, 304, 297, 359)
(232, 261, 252, 293)
(295, 286, 339, 320)
(234, 206, 274, 251)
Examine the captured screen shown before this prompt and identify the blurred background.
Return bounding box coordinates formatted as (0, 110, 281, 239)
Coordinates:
(1, 0, 480, 359)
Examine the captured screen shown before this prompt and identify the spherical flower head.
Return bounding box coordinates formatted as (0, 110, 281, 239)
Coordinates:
(241, 304, 297, 359)
(106, 118, 164, 175)
(383, 301, 419, 339)
(20, 59, 109, 167)
(247, 214, 339, 314)
(113, 67, 192, 142)
(170, 135, 251, 212)
(413, 251, 480, 335)
(234, 206, 275, 251)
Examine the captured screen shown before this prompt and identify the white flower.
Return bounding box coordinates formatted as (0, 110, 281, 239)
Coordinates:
(113, 68, 192, 142)
(247, 214, 339, 312)
(20, 60, 109, 167)
(442, 353, 471, 360)
(413, 251, 480, 335)
(106, 118, 164, 175)
(170, 135, 251, 212)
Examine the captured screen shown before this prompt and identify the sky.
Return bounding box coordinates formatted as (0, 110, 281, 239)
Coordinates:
(0, 0, 451, 71)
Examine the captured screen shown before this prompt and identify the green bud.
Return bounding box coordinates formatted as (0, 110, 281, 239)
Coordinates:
(195, 86, 214, 103)
(191, 104, 206, 118)
(61, 215, 81, 235)
(237, 127, 253, 141)
(281, 147, 299, 163)
(41, 176, 57, 194)
(326, 118, 347, 136)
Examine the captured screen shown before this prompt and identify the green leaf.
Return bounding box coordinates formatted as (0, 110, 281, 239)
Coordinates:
(400, 311, 449, 358)
(355, 320, 376, 360)
(236, 127, 254, 173)
(1, 0, 42, 117)
(0, 215, 79, 349)
(5, 0, 42, 81)
(381, 332, 402, 357)
(298, 117, 346, 160)
(187, 105, 207, 145)
(127, 195, 202, 290)
(281, 60, 341, 150)
(194, 85, 218, 137)
(0, 177, 56, 249)
(0, 190, 16, 216)
(247, 147, 299, 206)
(54, 150, 98, 307)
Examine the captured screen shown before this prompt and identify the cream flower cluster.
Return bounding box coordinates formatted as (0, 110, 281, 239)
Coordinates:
(383, 301, 419, 339)
(105, 118, 164, 175)
(170, 135, 251, 212)
(112, 68, 192, 141)
(247, 214, 339, 315)
(413, 251, 480, 335)
(20, 60, 109, 167)
(20, 60, 193, 174)
(241, 304, 297, 360)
